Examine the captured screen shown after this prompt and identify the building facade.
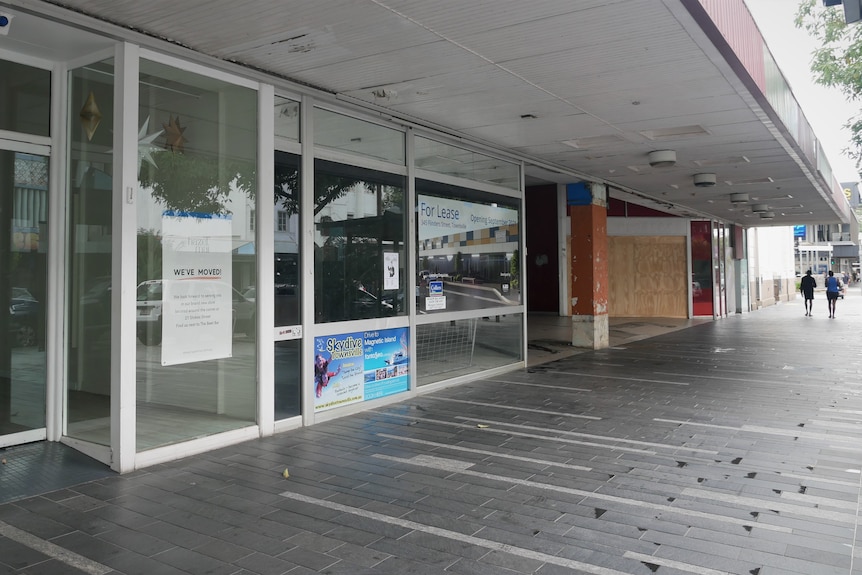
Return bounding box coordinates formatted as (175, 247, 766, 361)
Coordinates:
(0, 0, 853, 471)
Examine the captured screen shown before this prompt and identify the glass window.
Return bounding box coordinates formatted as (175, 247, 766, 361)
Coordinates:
(249, 209, 255, 232)
(274, 151, 301, 419)
(66, 59, 115, 446)
(415, 136, 520, 190)
(0, 59, 51, 136)
(314, 108, 405, 165)
(416, 314, 523, 386)
(135, 59, 257, 451)
(1, 151, 49, 439)
(274, 96, 299, 141)
(416, 179, 520, 314)
(314, 159, 406, 323)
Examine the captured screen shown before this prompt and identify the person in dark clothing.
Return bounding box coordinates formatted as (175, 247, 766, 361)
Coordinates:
(800, 269, 816, 316)
(825, 270, 841, 318)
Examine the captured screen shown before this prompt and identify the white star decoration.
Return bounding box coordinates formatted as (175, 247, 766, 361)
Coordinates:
(138, 116, 163, 173)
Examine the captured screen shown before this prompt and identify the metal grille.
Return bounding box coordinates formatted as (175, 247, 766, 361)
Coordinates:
(416, 319, 477, 377)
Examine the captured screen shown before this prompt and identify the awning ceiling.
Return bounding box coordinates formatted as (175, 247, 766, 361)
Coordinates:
(3, 0, 854, 227)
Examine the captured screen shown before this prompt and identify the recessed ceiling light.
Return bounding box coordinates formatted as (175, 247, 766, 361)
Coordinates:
(640, 125, 710, 140)
(563, 135, 625, 149)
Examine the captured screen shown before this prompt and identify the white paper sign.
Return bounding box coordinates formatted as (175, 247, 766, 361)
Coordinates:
(383, 252, 399, 290)
(160, 211, 233, 366)
(425, 295, 447, 310)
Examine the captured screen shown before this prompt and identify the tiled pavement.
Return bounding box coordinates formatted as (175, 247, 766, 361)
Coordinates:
(3, 290, 862, 574)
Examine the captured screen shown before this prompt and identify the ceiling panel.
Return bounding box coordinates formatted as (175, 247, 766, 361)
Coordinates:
(4, 0, 850, 225)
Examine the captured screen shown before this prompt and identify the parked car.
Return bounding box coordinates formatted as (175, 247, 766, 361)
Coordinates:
(136, 279, 255, 346)
(10, 287, 39, 347)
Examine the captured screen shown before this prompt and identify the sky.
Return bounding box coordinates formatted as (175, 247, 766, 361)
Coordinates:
(745, 0, 860, 183)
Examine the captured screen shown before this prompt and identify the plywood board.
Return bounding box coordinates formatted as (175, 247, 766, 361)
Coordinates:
(608, 236, 687, 317)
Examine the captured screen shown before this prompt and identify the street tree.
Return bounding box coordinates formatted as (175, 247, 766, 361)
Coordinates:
(795, 0, 862, 170)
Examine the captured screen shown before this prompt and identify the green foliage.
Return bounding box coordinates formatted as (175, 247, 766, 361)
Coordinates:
(139, 150, 255, 215)
(137, 229, 162, 283)
(796, 0, 862, 169)
(510, 249, 519, 290)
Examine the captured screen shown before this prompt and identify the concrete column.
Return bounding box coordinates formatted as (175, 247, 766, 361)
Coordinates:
(568, 182, 609, 349)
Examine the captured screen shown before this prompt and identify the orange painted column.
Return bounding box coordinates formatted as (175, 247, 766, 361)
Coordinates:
(568, 183, 609, 349)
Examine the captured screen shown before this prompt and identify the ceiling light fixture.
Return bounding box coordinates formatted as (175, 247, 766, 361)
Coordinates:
(759, 211, 775, 219)
(750, 203, 769, 213)
(729, 192, 749, 203)
(693, 173, 717, 187)
(647, 150, 677, 167)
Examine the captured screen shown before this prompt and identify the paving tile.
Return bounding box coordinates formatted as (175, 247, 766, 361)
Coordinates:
(151, 546, 239, 575)
(5, 303, 862, 574)
(0, 536, 50, 570)
(275, 545, 340, 571)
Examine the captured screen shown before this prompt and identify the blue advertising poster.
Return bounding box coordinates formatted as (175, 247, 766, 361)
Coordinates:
(363, 327, 410, 401)
(793, 225, 806, 238)
(314, 327, 409, 412)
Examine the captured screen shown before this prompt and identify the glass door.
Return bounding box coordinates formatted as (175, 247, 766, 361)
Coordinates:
(0, 57, 52, 448)
(0, 149, 49, 447)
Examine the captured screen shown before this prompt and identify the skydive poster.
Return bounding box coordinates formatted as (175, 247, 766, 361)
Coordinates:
(314, 327, 409, 412)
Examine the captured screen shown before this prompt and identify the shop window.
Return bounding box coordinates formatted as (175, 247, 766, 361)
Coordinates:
(274, 96, 299, 141)
(314, 108, 404, 165)
(135, 58, 258, 451)
(66, 58, 115, 446)
(415, 136, 519, 190)
(314, 159, 406, 323)
(415, 179, 521, 314)
(0, 59, 50, 136)
(274, 151, 301, 419)
(416, 314, 523, 386)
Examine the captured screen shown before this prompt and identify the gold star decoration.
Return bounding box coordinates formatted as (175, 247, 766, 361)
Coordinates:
(162, 115, 188, 153)
(79, 91, 102, 142)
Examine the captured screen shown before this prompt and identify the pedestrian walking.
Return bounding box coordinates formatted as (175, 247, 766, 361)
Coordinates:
(825, 270, 841, 318)
(800, 269, 816, 316)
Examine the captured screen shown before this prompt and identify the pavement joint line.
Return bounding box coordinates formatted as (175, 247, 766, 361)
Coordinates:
(778, 472, 860, 487)
(679, 488, 856, 523)
(542, 370, 690, 386)
(371, 453, 791, 533)
(781, 490, 858, 510)
(375, 433, 594, 471)
(278, 490, 634, 575)
(485, 379, 594, 392)
(656, 417, 862, 445)
(428, 396, 603, 420)
(0, 521, 112, 575)
(379, 412, 658, 454)
(453, 416, 719, 455)
(622, 552, 734, 575)
(651, 371, 804, 385)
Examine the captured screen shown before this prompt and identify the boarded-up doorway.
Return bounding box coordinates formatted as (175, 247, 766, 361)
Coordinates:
(608, 236, 687, 317)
